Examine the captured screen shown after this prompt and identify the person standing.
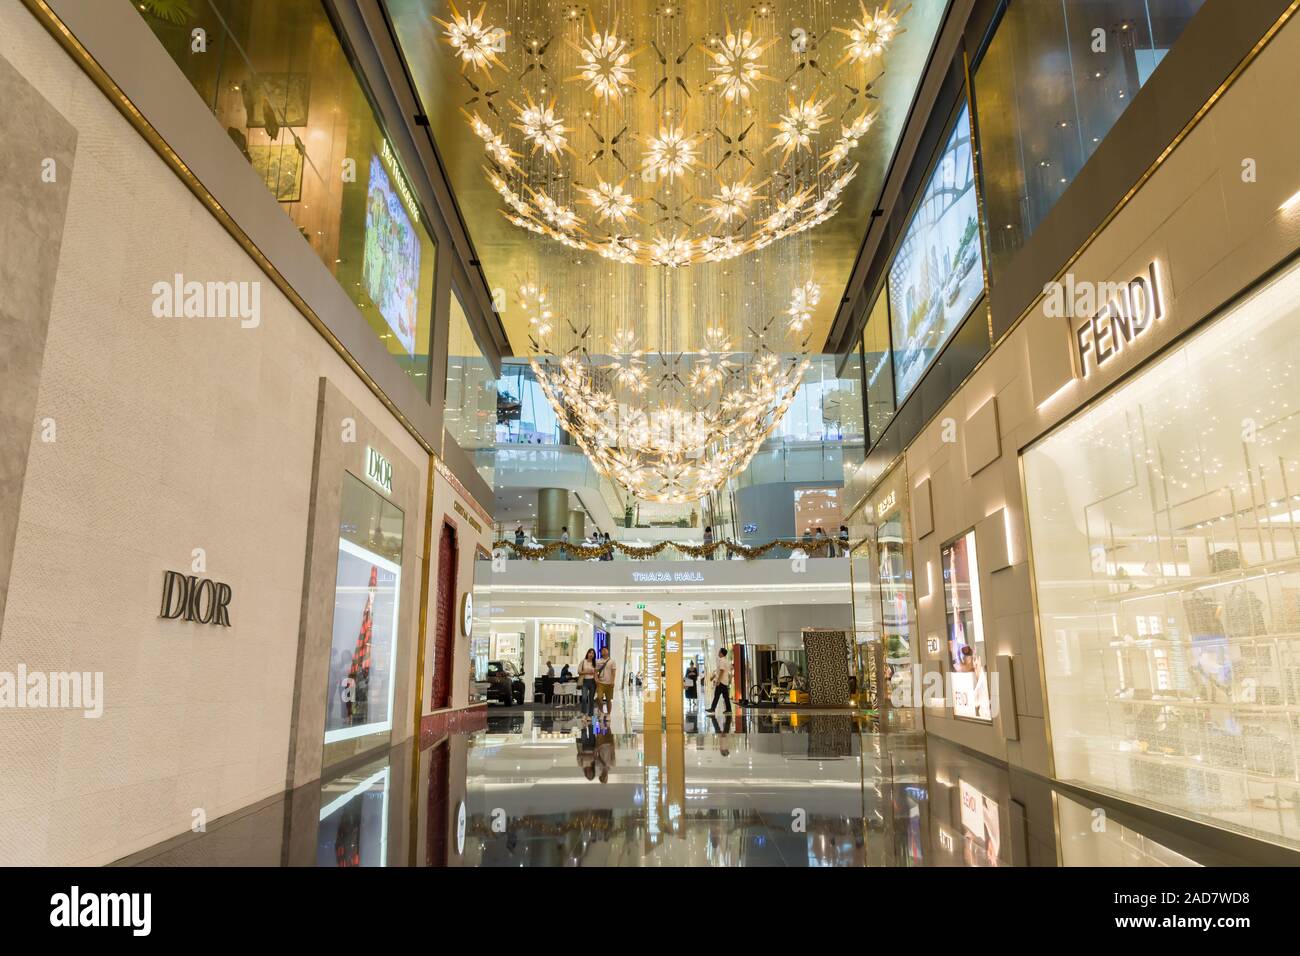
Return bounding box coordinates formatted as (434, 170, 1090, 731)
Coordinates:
(544, 658, 556, 703)
(578, 648, 598, 720)
(703, 525, 715, 561)
(706, 648, 732, 715)
(513, 524, 525, 558)
(595, 646, 618, 715)
(684, 662, 699, 710)
(838, 524, 850, 557)
(560, 526, 570, 561)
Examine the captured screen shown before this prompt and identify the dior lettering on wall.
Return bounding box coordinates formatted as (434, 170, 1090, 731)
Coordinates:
(159, 571, 233, 626)
(1064, 261, 1166, 378)
(365, 446, 393, 494)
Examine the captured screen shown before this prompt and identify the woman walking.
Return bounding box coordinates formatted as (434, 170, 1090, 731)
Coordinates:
(578, 648, 598, 720)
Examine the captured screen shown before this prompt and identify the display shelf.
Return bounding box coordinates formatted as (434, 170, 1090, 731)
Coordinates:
(1100, 694, 1299, 716)
(1085, 552, 1300, 607)
(1106, 745, 1299, 789)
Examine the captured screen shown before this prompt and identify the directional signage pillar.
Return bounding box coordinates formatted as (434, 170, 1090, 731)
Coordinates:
(664, 620, 683, 729)
(642, 611, 662, 731)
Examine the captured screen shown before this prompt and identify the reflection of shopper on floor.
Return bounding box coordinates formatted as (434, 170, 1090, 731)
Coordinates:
(595, 646, 617, 714)
(706, 648, 732, 715)
(578, 648, 598, 719)
(595, 729, 616, 783)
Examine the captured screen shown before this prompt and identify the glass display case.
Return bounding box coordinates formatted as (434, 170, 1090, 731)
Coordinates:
(1023, 258, 1300, 851)
(848, 464, 921, 728)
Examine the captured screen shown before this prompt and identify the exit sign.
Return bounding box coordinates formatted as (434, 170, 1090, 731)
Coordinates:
(636, 603, 646, 609)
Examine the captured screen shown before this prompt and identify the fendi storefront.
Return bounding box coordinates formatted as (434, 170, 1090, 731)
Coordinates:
(892, 1, 1300, 854)
(1023, 255, 1300, 852)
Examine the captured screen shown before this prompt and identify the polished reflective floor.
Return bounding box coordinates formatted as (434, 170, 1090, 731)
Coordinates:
(118, 694, 1299, 867)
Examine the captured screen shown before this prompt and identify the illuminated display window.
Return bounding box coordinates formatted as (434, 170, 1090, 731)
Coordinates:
(1023, 257, 1300, 852)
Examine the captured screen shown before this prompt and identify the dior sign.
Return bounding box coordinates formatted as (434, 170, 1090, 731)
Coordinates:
(365, 446, 393, 494)
(159, 571, 233, 626)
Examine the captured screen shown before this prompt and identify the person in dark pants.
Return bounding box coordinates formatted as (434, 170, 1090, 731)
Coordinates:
(578, 648, 598, 720)
(705, 648, 732, 714)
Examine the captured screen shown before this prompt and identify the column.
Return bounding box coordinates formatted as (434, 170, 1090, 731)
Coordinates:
(537, 488, 568, 543)
(567, 508, 585, 540)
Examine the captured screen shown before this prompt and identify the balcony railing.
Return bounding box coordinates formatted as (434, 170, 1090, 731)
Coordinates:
(490, 535, 858, 562)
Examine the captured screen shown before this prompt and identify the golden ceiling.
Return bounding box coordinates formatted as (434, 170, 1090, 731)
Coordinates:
(384, 0, 948, 355)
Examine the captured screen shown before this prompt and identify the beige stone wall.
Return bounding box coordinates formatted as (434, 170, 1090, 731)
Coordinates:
(903, 12, 1300, 774)
(0, 4, 427, 864)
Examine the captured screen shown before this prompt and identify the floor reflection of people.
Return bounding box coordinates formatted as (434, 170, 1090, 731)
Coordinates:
(595, 727, 616, 784)
(709, 713, 733, 755)
(577, 723, 598, 780)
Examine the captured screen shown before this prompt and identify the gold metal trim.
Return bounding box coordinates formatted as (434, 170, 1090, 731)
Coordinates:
(961, 49, 995, 347)
(408, 456, 438, 864)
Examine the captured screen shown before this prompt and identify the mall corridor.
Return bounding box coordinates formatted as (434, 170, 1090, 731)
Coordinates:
(2, 0, 1299, 934)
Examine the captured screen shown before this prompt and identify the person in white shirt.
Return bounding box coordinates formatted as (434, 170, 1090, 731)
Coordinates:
(595, 646, 617, 715)
(706, 648, 732, 714)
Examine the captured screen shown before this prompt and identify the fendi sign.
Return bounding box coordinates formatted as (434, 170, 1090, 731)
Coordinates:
(1053, 261, 1165, 378)
(159, 571, 233, 626)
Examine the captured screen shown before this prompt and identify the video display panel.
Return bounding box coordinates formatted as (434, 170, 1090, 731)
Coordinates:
(888, 103, 984, 404)
(363, 153, 422, 357)
(324, 538, 402, 743)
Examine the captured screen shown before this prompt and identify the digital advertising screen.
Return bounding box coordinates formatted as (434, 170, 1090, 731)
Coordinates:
(888, 103, 984, 404)
(943, 529, 990, 721)
(324, 538, 402, 743)
(363, 152, 422, 357)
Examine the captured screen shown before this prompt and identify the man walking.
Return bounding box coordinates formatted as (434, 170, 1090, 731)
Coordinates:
(706, 647, 732, 715)
(595, 645, 618, 715)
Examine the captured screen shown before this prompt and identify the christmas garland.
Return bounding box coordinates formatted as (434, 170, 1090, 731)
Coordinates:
(490, 537, 864, 561)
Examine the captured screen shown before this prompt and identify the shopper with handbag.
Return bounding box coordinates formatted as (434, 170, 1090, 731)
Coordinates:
(578, 648, 598, 720)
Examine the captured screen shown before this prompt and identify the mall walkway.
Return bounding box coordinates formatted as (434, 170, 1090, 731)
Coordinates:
(115, 698, 1297, 867)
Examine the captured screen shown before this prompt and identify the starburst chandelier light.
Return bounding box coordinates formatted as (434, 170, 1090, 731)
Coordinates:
(441, 0, 909, 267)
(432, 0, 912, 501)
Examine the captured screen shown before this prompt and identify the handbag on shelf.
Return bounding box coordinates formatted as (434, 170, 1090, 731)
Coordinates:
(1278, 587, 1300, 633)
(1224, 585, 1267, 637)
(1182, 593, 1224, 637)
(1210, 549, 1241, 573)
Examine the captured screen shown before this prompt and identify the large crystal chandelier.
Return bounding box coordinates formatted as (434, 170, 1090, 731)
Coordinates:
(433, 0, 909, 502)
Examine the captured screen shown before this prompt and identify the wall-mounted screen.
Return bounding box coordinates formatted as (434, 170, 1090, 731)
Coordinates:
(942, 528, 990, 721)
(363, 153, 421, 358)
(888, 103, 984, 404)
(325, 538, 402, 743)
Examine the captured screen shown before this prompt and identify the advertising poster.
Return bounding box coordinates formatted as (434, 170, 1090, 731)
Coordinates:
(889, 103, 984, 403)
(363, 153, 421, 357)
(943, 529, 990, 721)
(325, 538, 402, 743)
